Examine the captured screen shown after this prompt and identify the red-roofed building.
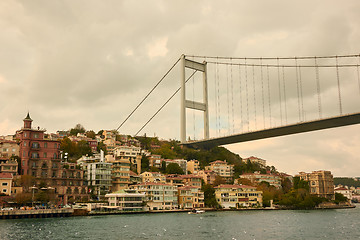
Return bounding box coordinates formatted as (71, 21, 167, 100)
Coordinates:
(334, 186, 352, 201)
(214, 184, 263, 209)
(205, 160, 234, 183)
(237, 172, 282, 188)
(196, 170, 217, 185)
(178, 186, 204, 209)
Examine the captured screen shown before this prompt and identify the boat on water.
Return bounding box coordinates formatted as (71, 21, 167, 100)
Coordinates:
(188, 209, 205, 214)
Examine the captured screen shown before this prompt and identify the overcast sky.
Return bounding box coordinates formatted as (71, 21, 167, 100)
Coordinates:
(1, 0, 360, 177)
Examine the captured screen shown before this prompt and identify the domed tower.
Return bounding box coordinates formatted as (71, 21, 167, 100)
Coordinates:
(23, 112, 33, 129)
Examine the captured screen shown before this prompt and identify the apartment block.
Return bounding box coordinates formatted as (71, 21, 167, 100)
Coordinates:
(215, 184, 263, 208)
(297, 170, 335, 200)
(205, 160, 234, 183)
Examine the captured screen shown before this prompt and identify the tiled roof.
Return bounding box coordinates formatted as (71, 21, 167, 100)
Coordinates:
(215, 184, 256, 189)
(0, 173, 13, 179)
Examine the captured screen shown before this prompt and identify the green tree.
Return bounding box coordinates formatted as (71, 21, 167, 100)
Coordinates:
(69, 124, 86, 136)
(97, 141, 107, 154)
(86, 130, 96, 139)
(213, 175, 226, 186)
(202, 184, 220, 208)
(141, 156, 150, 172)
(77, 140, 93, 158)
(165, 163, 184, 174)
(334, 193, 348, 204)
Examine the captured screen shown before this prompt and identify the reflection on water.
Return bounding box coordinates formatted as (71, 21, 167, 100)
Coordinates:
(0, 205, 359, 240)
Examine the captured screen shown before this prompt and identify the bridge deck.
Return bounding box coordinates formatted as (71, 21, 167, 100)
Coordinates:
(182, 112, 360, 149)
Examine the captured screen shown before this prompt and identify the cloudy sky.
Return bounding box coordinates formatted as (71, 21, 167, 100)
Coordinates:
(1, 0, 360, 177)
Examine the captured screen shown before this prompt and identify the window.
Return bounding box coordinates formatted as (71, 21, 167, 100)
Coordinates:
(2, 182, 8, 186)
(44, 152, 47, 158)
(24, 133, 27, 137)
(2, 189, 7, 193)
(34, 133, 39, 138)
(44, 142, 47, 148)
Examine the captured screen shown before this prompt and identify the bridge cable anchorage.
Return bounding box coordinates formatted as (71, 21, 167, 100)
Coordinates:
(335, 55, 343, 115)
(277, 58, 283, 125)
(238, 64, 243, 133)
(252, 64, 257, 130)
(134, 70, 197, 137)
(260, 58, 265, 129)
(245, 58, 250, 131)
(116, 57, 181, 132)
(295, 57, 301, 122)
(266, 64, 272, 127)
(282, 66, 288, 124)
(314, 57, 322, 119)
(226, 64, 230, 135)
(230, 58, 235, 134)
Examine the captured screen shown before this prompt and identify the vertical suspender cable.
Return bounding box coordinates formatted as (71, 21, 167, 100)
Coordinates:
(245, 58, 250, 132)
(192, 59, 196, 140)
(299, 62, 304, 121)
(314, 57, 322, 119)
(295, 57, 301, 122)
(260, 58, 265, 129)
(357, 54, 360, 95)
(282, 66, 288, 124)
(239, 64, 243, 133)
(277, 58, 283, 125)
(230, 58, 235, 134)
(266, 65, 272, 127)
(214, 62, 218, 137)
(252, 64, 257, 129)
(217, 57, 221, 136)
(335, 56, 343, 115)
(226, 64, 230, 135)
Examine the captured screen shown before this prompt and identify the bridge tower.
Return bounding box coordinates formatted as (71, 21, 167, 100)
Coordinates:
(180, 54, 209, 143)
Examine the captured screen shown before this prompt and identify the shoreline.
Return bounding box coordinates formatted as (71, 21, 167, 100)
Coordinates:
(0, 204, 355, 219)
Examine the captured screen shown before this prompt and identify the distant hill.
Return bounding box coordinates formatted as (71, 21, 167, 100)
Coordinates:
(334, 177, 360, 188)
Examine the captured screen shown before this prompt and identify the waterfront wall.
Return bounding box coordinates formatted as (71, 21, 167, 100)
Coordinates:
(0, 209, 73, 219)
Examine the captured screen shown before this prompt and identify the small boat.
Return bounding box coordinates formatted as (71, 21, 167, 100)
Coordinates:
(188, 209, 205, 214)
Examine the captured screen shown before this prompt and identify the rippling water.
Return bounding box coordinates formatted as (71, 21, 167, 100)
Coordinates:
(0, 205, 359, 239)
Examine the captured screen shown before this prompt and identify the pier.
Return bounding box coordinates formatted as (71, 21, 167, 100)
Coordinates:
(0, 209, 73, 219)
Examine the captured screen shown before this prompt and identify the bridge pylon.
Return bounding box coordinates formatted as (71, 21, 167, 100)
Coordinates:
(180, 54, 209, 143)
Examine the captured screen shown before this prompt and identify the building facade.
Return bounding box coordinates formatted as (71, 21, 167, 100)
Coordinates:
(0, 173, 13, 195)
(205, 160, 234, 183)
(237, 172, 282, 188)
(187, 160, 200, 174)
(215, 184, 263, 209)
(297, 170, 335, 200)
(242, 156, 266, 167)
(131, 183, 178, 210)
(105, 189, 145, 211)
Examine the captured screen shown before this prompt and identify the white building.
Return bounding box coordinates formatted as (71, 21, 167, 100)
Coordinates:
(131, 183, 178, 210)
(105, 189, 146, 211)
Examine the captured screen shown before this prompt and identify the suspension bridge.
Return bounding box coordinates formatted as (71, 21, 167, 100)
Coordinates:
(117, 54, 360, 149)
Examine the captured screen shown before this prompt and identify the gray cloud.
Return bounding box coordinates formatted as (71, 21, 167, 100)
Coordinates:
(1, 0, 360, 176)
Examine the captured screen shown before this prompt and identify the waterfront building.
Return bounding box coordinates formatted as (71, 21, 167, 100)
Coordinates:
(15, 113, 88, 204)
(334, 186, 352, 201)
(140, 171, 166, 183)
(178, 186, 204, 209)
(205, 160, 234, 183)
(131, 182, 178, 210)
(242, 156, 266, 167)
(214, 184, 263, 208)
(196, 170, 217, 185)
(237, 172, 282, 188)
(187, 160, 200, 174)
(108, 157, 130, 192)
(105, 189, 145, 211)
(0, 173, 12, 196)
(77, 151, 112, 197)
(0, 158, 18, 175)
(297, 170, 335, 200)
(0, 139, 19, 158)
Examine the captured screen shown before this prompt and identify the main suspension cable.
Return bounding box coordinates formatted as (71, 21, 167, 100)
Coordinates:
(116, 57, 181, 132)
(134, 70, 197, 136)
